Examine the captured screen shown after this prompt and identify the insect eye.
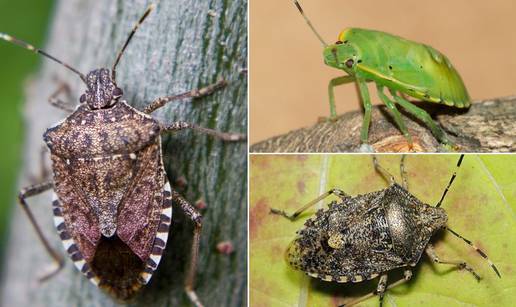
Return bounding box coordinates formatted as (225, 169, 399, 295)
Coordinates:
(113, 87, 123, 97)
(335, 40, 343, 45)
(345, 59, 354, 68)
(80, 94, 86, 103)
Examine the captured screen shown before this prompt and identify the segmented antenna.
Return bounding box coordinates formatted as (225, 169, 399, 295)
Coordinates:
(445, 227, 501, 278)
(112, 3, 156, 81)
(436, 154, 464, 208)
(293, 0, 328, 46)
(0, 33, 86, 83)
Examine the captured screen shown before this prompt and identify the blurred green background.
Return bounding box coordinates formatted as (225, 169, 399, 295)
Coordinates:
(0, 0, 54, 263)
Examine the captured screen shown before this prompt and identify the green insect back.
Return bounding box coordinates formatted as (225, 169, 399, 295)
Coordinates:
(326, 28, 470, 108)
(293, 0, 470, 147)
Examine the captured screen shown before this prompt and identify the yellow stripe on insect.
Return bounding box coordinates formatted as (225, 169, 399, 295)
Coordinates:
(357, 63, 429, 96)
(338, 29, 352, 42)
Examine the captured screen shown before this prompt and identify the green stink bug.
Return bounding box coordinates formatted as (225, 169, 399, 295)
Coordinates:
(294, 0, 470, 148)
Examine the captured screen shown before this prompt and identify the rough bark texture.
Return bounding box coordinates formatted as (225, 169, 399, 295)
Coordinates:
(0, 1, 247, 306)
(251, 97, 516, 153)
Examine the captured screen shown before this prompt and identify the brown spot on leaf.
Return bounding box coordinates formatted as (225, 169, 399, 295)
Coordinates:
(251, 156, 270, 169)
(250, 198, 270, 240)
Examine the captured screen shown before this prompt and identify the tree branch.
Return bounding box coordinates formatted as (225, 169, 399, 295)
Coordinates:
(251, 97, 516, 153)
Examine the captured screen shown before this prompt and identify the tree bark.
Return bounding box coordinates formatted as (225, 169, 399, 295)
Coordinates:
(0, 1, 247, 306)
(251, 97, 516, 153)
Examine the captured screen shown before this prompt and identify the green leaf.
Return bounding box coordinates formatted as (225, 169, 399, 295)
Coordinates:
(250, 155, 516, 307)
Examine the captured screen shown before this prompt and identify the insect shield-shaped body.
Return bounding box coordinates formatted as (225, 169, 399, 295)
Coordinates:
(286, 184, 447, 283)
(4, 4, 245, 306)
(271, 156, 500, 306)
(44, 68, 168, 298)
(294, 1, 470, 148)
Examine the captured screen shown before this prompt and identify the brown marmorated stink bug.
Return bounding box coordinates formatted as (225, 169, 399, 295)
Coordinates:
(271, 155, 501, 306)
(0, 4, 245, 306)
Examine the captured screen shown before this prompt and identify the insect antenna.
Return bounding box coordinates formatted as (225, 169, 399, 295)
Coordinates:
(445, 227, 501, 278)
(292, 1, 328, 46)
(112, 3, 156, 82)
(436, 154, 464, 208)
(0, 33, 86, 83)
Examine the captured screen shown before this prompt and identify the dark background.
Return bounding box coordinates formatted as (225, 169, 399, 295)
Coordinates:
(0, 0, 54, 261)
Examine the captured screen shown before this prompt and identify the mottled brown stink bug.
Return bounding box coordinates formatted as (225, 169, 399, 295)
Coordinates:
(271, 155, 501, 306)
(1, 4, 244, 306)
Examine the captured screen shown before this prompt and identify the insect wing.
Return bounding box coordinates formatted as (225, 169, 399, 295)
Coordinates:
(117, 140, 166, 262)
(347, 28, 470, 107)
(290, 191, 406, 282)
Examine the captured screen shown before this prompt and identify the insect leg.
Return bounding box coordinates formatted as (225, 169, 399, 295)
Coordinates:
(389, 90, 454, 146)
(270, 188, 348, 221)
(376, 274, 388, 306)
(372, 156, 396, 185)
(327, 76, 354, 119)
(170, 190, 204, 307)
(425, 243, 481, 281)
(400, 155, 409, 190)
(143, 79, 227, 114)
(341, 270, 412, 307)
(48, 81, 75, 112)
(445, 227, 501, 278)
(28, 146, 51, 184)
(376, 85, 412, 145)
(18, 181, 65, 281)
(356, 77, 373, 144)
(161, 121, 246, 141)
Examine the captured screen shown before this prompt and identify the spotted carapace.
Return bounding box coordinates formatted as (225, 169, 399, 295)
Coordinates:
(271, 155, 500, 306)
